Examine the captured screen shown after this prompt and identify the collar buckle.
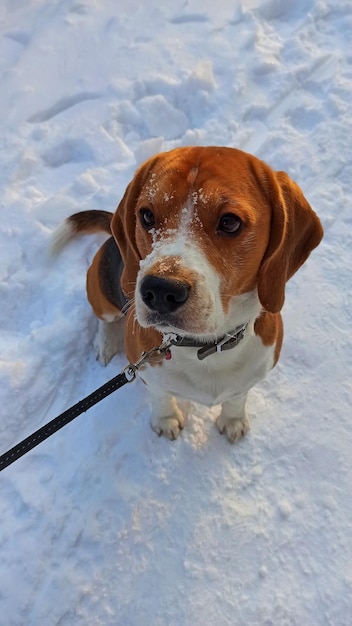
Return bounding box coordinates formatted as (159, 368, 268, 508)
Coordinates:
(197, 324, 247, 360)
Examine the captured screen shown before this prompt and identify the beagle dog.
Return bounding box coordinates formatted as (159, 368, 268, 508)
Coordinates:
(52, 146, 323, 442)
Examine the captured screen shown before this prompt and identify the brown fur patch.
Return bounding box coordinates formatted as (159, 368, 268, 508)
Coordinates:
(254, 311, 283, 366)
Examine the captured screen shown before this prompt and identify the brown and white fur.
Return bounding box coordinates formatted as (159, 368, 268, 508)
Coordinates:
(51, 146, 323, 443)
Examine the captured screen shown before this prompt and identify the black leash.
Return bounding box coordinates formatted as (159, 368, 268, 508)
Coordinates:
(0, 326, 249, 472)
(0, 341, 171, 473)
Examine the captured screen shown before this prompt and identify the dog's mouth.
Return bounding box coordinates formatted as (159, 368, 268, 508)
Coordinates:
(138, 308, 221, 341)
(141, 311, 191, 336)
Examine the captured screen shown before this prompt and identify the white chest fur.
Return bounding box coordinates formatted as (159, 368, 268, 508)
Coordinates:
(141, 331, 275, 407)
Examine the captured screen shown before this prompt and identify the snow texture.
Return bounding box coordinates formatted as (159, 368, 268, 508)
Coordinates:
(0, 1, 352, 624)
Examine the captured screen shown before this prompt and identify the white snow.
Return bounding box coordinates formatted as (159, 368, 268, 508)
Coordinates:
(0, 1, 351, 624)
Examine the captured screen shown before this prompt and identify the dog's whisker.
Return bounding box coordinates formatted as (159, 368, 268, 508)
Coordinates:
(120, 300, 132, 316)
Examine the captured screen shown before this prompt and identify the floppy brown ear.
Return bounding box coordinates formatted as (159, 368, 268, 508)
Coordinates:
(111, 156, 160, 300)
(258, 171, 323, 313)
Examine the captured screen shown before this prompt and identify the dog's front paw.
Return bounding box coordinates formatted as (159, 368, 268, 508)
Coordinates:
(94, 338, 117, 366)
(216, 414, 250, 444)
(151, 407, 185, 441)
(93, 319, 120, 366)
(94, 337, 118, 366)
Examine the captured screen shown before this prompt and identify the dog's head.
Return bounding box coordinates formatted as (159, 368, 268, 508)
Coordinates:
(111, 146, 323, 339)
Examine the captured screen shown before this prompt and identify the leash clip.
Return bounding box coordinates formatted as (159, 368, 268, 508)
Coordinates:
(123, 338, 172, 381)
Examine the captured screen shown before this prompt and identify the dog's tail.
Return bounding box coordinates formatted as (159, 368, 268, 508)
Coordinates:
(50, 210, 114, 255)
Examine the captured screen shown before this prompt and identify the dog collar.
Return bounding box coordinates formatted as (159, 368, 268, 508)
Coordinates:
(164, 323, 248, 361)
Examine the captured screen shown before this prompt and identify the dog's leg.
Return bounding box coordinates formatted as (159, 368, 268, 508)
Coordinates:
(147, 389, 185, 441)
(216, 393, 250, 443)
(94, 318, 124, 366)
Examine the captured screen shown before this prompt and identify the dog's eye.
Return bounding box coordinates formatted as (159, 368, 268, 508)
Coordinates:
(139, 208, 155, 230)
(217, 213, 243, 236)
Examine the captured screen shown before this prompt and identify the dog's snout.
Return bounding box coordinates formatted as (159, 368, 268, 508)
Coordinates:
(140, 275, 190, 314)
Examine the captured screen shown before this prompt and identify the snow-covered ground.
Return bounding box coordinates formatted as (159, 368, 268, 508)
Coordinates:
(0, 1, 351, 624)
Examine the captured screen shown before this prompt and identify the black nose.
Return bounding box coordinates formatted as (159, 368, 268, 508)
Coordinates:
(140, 275, 190, 314)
